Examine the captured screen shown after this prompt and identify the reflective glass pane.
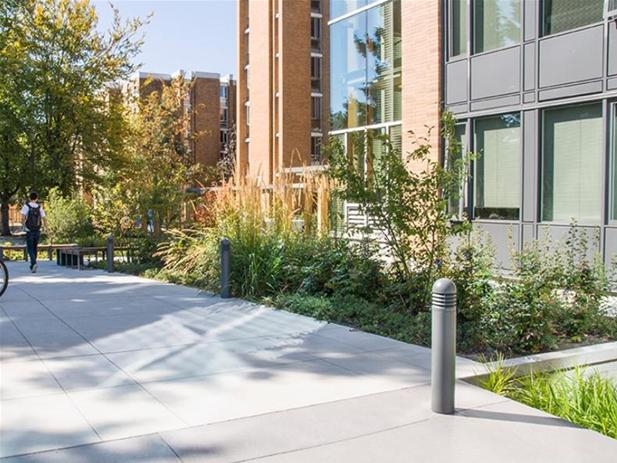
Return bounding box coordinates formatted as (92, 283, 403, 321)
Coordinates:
(448, 124, 467, 217)
(542, 0, 603, 35)
(366, 0, 402, 125)
(473, 0, 520, 53)
(388, 124, 402, 153)
(330, 13, 367, 130)
(451, 0, 467, 56)
(367, 128, 386, 180)
(348, 131, 366, 178)
(330, 0, 368, 20)
(474, 113, 521, 220)
(542, 104, 602, 223)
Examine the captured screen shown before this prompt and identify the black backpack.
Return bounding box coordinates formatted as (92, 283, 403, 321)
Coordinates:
(25, 204, 42, 231)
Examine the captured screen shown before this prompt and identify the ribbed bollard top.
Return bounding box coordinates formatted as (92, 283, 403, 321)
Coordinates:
(432, 278, 457, 310)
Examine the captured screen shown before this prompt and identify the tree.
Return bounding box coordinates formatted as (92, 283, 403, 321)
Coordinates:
(0, 0, 145, 235)
(104, 76, 199, 236)
(327, 113, 471, 309)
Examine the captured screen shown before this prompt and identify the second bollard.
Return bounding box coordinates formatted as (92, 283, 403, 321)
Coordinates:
(220, 238, 231, 298)
(431, 278, 457, 414)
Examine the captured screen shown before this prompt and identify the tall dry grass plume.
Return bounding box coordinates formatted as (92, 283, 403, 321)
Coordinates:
(196, 167, 333, 239)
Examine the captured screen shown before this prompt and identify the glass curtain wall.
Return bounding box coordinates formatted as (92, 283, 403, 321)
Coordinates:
(330, 0, 401, 130)
(613, 105, 617, 221)
(330, 0, 402, 184)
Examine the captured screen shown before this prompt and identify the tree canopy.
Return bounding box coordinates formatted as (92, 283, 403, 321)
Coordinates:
(0, 0, 145, 234)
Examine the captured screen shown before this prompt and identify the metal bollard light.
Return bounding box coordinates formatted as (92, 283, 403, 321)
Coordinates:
(431, 278, 457, 415)
(106, 234, 114, 273)
(220, 238, 231, 299)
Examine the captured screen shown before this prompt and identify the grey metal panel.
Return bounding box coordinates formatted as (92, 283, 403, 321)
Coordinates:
(610, 24, 617, 76)
(448, 103, 468, 114)
(470, 94, 520, 111)
(522, 110, 537, 222)
(523, 0, 537, 42)
(538, 225, 601, 261)
(446, 60, 468, 104)
(604, 228, 617, 265)
(538, 26, 603, 88)
(609, 77, 617, 90)
(523, 92, 535, 103)
(522, 224, 535, 244)
(473, 222, 520, 269)
(538, 80, 603, 101)
(471, 47, 520, 99)
(524, 43, 535, 91)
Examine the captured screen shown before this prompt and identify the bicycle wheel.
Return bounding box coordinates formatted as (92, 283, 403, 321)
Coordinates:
(0, 260, 8, 298)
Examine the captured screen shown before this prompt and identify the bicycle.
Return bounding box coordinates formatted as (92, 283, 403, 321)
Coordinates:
(0, 257, 8, 297)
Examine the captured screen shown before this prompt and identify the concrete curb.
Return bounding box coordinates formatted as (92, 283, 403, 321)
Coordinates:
(463, 341, 617, 382)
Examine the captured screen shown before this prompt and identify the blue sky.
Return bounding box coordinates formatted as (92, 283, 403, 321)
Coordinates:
(93, 0, 237, 77)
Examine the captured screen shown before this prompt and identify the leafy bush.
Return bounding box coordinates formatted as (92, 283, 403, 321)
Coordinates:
(44, 188, 96, 245)
(481, 366, 617, 439)
(275, 293, 429, 344)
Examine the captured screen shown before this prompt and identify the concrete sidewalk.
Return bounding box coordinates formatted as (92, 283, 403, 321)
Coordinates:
(1, 262, 615, 462)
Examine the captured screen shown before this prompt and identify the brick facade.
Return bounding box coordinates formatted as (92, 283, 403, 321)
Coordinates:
(237, 0, 328, 183)
(401, 0, 443, 165)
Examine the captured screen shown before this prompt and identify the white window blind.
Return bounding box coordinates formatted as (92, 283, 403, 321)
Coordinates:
(474, 115, 521, 219)
(542, 104, 602, 223)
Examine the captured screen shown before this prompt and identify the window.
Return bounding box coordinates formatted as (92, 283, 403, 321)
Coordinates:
(311, 135, 322, 162)
(474, 113, 521, 220)
(220, 131, 228, 144)
(311, 17, 321, 49)
(542, 103, 603, 223)
(612, 105, 617, 220)
(311, 56, 322, 91)
(542, 0, 603, 35)
(311, 96, 322, 121)
(450, 0, 467, 57)
(220, 86, 228, 98)
(220, 107, 228, 125)
(473, 0, 520, 53)
(311, 56, 321, 80)
(311, 0, 321, 13)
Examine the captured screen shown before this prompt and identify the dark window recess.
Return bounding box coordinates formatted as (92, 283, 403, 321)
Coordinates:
(311, 56, 322, 91)
(311, 0, 321, 13)
(311, 96, 322, 128)
(311, 17, 321, 50)
(311, 136, 322, 162)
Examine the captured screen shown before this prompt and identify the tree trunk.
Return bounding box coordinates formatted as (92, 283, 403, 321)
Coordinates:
(1, 201, 11, 236)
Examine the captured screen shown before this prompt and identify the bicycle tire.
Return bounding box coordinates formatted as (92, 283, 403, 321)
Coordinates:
(0, 260, 8, 298)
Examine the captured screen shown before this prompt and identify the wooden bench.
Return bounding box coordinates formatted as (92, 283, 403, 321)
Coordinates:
(57, 246, 133, 270)
(0, 244, 77, 261)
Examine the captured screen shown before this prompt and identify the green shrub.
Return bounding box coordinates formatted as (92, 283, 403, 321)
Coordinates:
(45, 188, 96, 245)
(481, 366, 617, 439)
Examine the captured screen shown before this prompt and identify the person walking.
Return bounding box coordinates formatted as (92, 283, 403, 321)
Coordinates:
(20, 192, 46, 273)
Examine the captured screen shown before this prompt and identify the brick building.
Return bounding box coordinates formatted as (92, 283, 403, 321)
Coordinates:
(236, 0, 329, 182)
(126, 71, 236, 169)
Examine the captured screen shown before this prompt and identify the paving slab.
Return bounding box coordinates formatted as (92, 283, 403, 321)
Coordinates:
(0, 435, 181, 463)
(1, 261, 615, 462)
